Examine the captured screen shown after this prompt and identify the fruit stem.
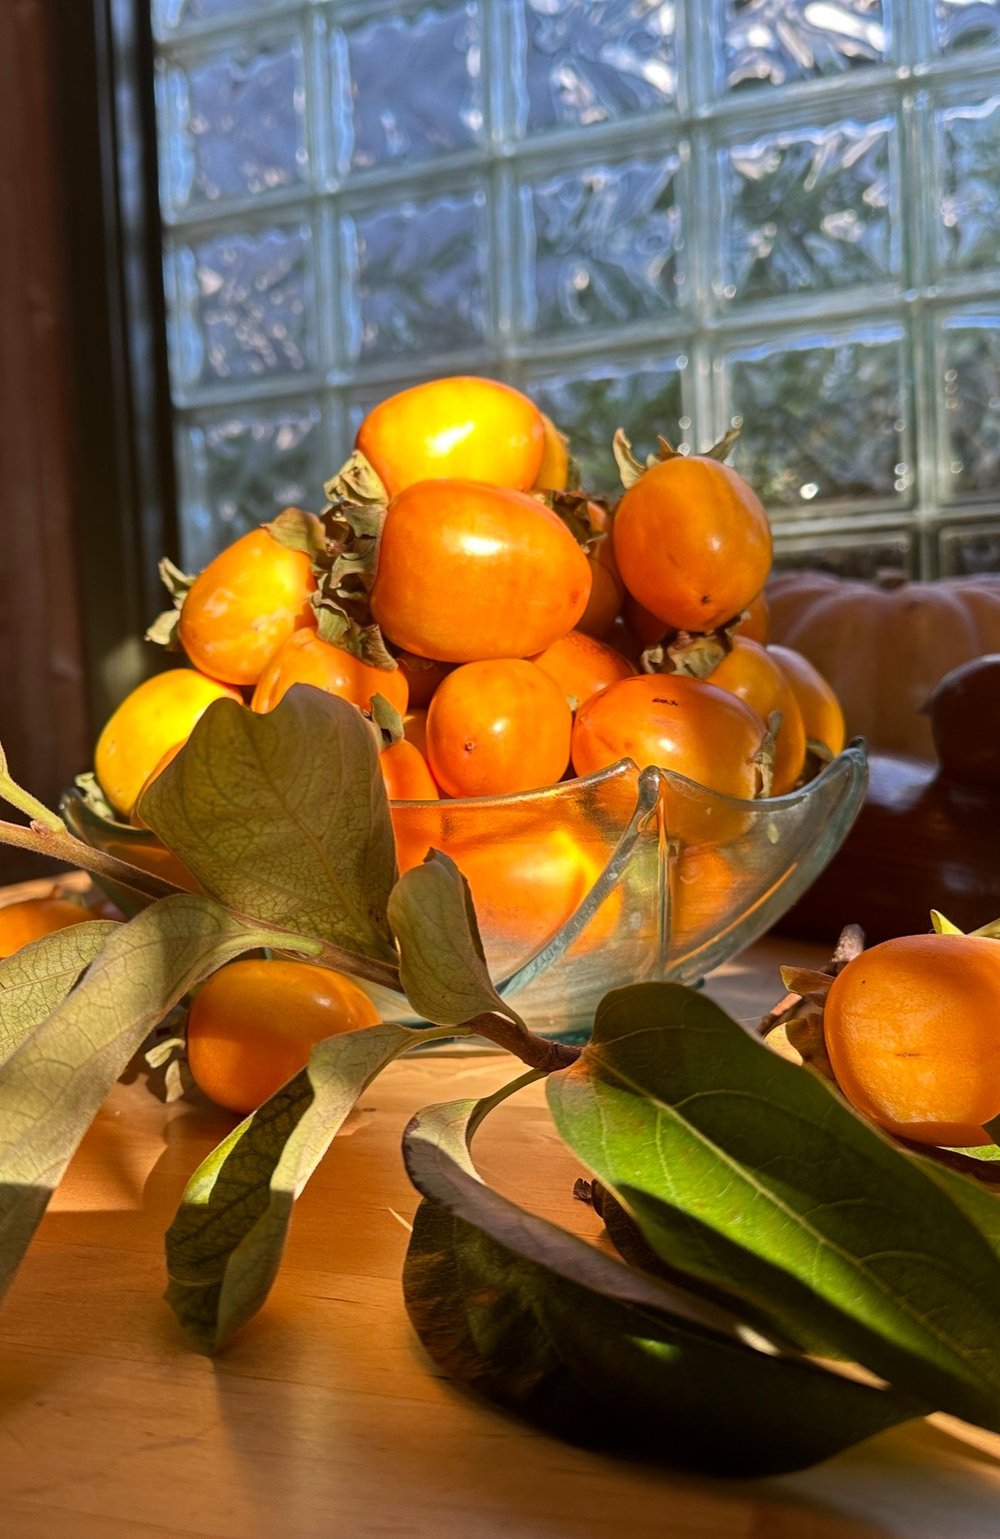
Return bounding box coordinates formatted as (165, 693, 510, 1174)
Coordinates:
(0, 818, 183, 903)
(0, 745, 65, 832)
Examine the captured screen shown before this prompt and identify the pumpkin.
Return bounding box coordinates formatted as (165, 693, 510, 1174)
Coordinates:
(768, 572, 1000, 758)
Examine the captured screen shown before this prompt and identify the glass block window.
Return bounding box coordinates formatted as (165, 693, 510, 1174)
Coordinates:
(151, 0, 1000, 576)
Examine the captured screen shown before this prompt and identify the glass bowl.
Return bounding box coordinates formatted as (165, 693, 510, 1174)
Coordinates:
(61, 746, 866, 1042)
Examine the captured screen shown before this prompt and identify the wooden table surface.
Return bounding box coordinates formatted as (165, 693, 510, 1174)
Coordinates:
(3, 886, 1000, 1537)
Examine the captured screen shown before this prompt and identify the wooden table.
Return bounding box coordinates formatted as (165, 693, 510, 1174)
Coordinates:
(3, 891, 1000, 1537)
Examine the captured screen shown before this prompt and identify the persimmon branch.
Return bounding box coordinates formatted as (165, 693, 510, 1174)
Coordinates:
(0, 819, 182, 904)
(467, 1011, 581, 1072)
(0, 746, 64, 832)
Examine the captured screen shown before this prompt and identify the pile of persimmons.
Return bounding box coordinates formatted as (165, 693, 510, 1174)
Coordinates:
(93, 375, 845, 825)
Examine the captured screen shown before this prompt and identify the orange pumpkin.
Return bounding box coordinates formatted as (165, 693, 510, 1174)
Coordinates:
(768, 573, 1000, 758)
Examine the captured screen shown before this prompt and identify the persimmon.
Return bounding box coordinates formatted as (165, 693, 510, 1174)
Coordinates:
(426, 659, 572, 797)
(178, 525, 316, 686)
(95, 669, 242, 819)
(670, 846, 738, 948)
(357, 377, 545, 497)
(251, 630, 409, 716)
(395, 651, 452, 709)
(579, 536, 625, 640)
(403, 708, 429, 757)
(736, 589, 770, 644)
(0, 896, 93, 958)
(531, 413, 570, 493)
(132, 742, 185, 827)
(769, 644, 846, 759)
(622, 593, 666, 650)
(708, 638, 807, 794)
(824, 934, 1000, 1147)
(531, 630, 633, 712)
(186, 959, 380, 1116)
(380, 739, 438, 801)
(572, 673, 769, 805)
(613, 456, 772, 633)
(370, 480, 591, 663)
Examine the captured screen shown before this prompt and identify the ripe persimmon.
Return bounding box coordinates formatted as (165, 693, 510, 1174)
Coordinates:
(357, 377, 545, 497)
(613, 456, 772, 633)
(824, 934, 1000, 1147)
(531, 630, 633, 713)
(426, 659, 572, 797)
(578, 536, 625, 640)
(395, 652, 452, 709)
(0, 896, 93, 958)
(769, 644, 846, 759)
(531, 413, 570, 493)
(178, 525, 316, 686)
(95, 669, 242, 819)
(708, 638, 806, 793)
(380, 739, 438, 801)
(251, 630, 409, 717)
(371, 481, 591, 663)
(187, 960, 380, 1116)
(736, 590, 770, 644)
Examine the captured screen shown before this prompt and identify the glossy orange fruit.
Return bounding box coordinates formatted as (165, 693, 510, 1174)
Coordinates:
(380, 738, 438, 801)
(426, 659, 572, 797)
(178, 525, 317, 686)
(403, 708, 429, 757)
(187, 959, 381, 1116)
(95, 668, 242, 819)
(531, 630, 634, 712)
(578, 536, 626, 639)
(708, 638, 807, 794)
(395, 652, 452, 709)
(769, 644, 846, 759)
(357, 377, 545, 497)
(613, 457, 772, 633)
(736, 589, 771, 644)
(622, 593, 666, 650)
(251, 629, 409, 716)
(131, 741, 185, 827)
(371, 480, 592, 663)
(824, 934, 1000, 1147)
(0, 896, 94, 958)
(531, 413, 570, 493)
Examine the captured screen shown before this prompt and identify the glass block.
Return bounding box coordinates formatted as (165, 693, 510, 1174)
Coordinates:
(342, 190, 490, 361)
(178, 403, 326, 571)
(332, 3, 483, 174)
(724, 326, 908, 508)
(772, 533, 911, 579)
(720, 117, 896, 302)
(936, 95, 1000, 276)
(523, 356, 686, 494)
(513, 0, 677, 134)
(720, 0, 890, 92)
(168, 222, 316, 387)
(520, 154, 683, 334)
(153, 0, 260, 32)
(940, 313, 1000, 498)
(157, 33, 308, 213)
(939, 526, 1000, 575)
(935, 1, 1000, 54)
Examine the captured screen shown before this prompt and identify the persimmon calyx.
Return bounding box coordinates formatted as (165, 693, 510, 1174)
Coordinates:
(365, 693, 406, 752)
(613, 422, 743, 490)
(759, 923, 865, 1080)
(297, 452, 396, 670)
(931, 909, 1000, 940)
(264, 506, 328, 561)
(641, 626, 734, 680)
(542, 490, 610, 551)
(146, 556, 197, 650)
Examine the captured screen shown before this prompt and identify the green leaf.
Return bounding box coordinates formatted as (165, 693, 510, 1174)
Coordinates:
(546, 982, 1000, 1434)
(140, 685, 398, 965)
(0, 920, 119, 1064)
(931, 910, 964, 936)
(0, 894, 315, 1303)
(402, 1088, 919, 1477)
(388, 851, 523, 1029)
(166, 1019, 463, 1353)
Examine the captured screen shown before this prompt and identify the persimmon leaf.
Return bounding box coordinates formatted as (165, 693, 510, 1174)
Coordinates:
(0, 894, 316, 1304)
(547, 982, 1000, 1434)
(166, 1019, 464, 1354)
(0, 920, 119, 1064)
(402, 1087, 919, 1477)
(388, 851, 523, 1028)
(140, 685, 398, 964)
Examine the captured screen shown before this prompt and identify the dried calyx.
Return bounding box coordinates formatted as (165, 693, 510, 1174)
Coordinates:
(613, 422, 742, 491)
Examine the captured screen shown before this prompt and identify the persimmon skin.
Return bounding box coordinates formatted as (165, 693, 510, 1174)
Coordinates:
(736, 590, 771, 645)
(708, 638, 807, 794)
(531, 413, 570, 493)
(622, 593, 666, 650)
(426, 659, 572, 797)
(0, 897, 93, 958)
(531, 630, 633, 713)
(187, 960, 380, 1116)
(371, 480, 592, 663)
(178, 525, 317, 687)
(131, 741, 185, 827)
(380, 739, 439, 801)
(769, 644, 846, 759)
(395, 652, 452, 709)
(825, 934, 1000, 1147)
(95, 669, 242, 819)
(579, 536, 625, 639)
(357, 377, 545, 497)
(613, 457, 773, 633)
(251, 630, 409, 717)
(403, 708, 429, 757)
(571, 672, 767, 799)
(444, 827, 618, 951)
